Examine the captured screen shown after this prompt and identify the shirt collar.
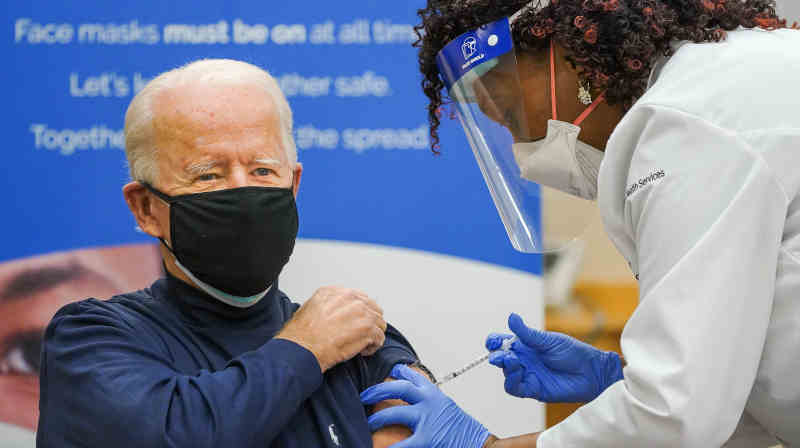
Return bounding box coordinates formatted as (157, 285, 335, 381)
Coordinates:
(647, 41, 688, 90)
(153, 270, 285, 328)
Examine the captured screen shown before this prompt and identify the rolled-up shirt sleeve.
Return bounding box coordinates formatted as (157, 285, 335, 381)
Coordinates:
(37, 299, 323, 448)
(539, 105, 787, 447)
(361, 324, 419, 388)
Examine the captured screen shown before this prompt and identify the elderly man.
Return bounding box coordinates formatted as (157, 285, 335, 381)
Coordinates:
(36, 59, 424, 447)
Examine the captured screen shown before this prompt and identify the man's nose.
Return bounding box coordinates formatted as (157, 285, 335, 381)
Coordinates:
(228, 167, 250, 188)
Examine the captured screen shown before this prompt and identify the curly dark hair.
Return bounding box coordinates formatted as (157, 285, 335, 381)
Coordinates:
(414, 0, 796, 153)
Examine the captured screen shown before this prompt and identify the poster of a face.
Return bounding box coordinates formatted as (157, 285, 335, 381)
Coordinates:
(0, 244, 162, 445)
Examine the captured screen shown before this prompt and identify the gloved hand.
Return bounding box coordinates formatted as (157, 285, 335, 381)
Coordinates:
(360, 364, 490, 448)
(487, 313, 623, 403)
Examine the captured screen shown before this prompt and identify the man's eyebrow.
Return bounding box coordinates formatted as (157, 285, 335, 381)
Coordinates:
(252, 158, 281, 166)
(185, 161, 221, 175)
(0, 263, 89, 303)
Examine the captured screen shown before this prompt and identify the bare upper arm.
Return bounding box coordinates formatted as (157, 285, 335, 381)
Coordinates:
(369, 365, 433, 448)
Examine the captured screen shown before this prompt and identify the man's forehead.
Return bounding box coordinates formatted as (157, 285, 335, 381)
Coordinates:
(153, 82, 279, 131)
(150, 82, 287, 164)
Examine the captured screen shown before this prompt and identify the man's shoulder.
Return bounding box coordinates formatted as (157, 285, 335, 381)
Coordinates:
(270, 288, 419, 388)
(346, 323, 419, 392)
(49, 286, 162, 333)
(275, 288, 301, 316)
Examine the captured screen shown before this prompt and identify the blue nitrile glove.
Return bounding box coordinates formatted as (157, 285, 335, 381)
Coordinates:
(360, 364, 490, 448)
(487, 313, 623, 403)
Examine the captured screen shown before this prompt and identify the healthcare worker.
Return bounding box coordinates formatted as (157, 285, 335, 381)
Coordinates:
(361, 0, 800, 446)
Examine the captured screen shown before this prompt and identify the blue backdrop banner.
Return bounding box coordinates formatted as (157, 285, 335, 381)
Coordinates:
(5, 1, 541, 275)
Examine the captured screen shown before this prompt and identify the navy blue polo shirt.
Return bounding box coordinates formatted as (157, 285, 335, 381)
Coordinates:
(37, 274, 418, 447)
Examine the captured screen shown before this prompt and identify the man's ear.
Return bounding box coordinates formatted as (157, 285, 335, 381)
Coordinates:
(122, 182, 167, 239)
(291, 163, 303, 198)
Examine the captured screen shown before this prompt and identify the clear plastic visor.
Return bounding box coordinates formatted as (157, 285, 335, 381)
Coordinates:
(437, 18, 596, 253)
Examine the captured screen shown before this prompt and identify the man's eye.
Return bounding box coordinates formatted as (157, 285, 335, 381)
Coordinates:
(196, 173, 220, 182)
(253, 167, 274, 176)
(0, 332, 42, 375)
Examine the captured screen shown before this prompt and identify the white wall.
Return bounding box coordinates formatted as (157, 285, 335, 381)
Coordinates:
(0, 422, 35, 448)
(281, 239, 546, 437)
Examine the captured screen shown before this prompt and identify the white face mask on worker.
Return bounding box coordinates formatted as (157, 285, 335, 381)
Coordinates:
(512, 119, 604, 201)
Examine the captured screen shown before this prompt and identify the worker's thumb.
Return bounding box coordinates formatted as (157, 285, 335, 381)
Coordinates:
(508, 313, 551, 351)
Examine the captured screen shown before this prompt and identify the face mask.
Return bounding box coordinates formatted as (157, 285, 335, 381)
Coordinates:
(512, 39, 606, 200)
(144, 184, 299, 308)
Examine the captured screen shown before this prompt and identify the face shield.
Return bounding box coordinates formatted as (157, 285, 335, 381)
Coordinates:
(436, 18, 598, 253)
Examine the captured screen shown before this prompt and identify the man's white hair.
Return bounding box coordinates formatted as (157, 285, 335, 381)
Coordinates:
(124, 59, 296, 184)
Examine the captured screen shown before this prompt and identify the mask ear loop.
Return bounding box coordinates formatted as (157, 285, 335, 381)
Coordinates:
(573, 91, 606, 126)
(550, 39, 608, 127)
(141, 182, 174, 204)
(140, 182, 178, 255)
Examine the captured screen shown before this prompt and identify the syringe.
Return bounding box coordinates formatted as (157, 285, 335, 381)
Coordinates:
(435, 337, 517, 386)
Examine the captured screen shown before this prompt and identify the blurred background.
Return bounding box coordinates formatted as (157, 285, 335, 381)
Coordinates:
(2, 1, 798, 446)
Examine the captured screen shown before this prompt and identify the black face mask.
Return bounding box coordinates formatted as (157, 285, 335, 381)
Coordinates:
(143, 183, 298, 300)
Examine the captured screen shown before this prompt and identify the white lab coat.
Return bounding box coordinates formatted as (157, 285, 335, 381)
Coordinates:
(538, 28, 800, 447)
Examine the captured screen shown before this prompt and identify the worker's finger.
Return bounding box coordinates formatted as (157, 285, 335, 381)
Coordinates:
(502, 352, 522, 373)
(367, 405, 419, 433)
(486, 333, 514, 351)
(520, 369, 545, 401)
(361, 379, 424, 405)
(488, 350, 510, 367)
(389, 364, 432, 388)
(508, 313, 553, 351)
(504, 365, 524, 396)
